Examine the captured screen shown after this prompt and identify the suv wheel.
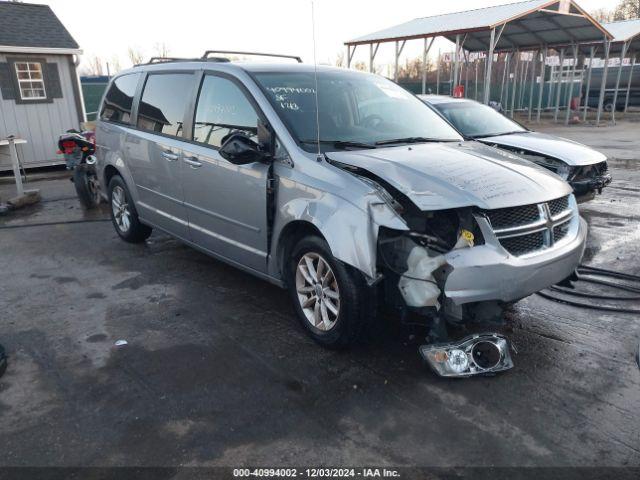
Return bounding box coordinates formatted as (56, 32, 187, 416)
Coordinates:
(286, 236, 371, 348)
(108, 175, 152, 243)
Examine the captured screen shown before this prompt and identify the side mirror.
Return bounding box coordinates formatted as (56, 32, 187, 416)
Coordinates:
(257, 119, 274, 156)
(219, 133, 266, 165)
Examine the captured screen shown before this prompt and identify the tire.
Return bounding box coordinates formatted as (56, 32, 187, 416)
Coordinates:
(286, 235, 372, 348)
(108, 175, 152, 243)
(603, 100, 614, 113)
(73, 164, 101, 209)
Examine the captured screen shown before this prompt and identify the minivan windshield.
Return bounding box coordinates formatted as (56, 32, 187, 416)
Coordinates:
(431, 101, 527, 139)
(253, 69, 462, 152)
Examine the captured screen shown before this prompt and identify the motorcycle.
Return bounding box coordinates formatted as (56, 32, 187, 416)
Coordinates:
(57, 130, 101, 209)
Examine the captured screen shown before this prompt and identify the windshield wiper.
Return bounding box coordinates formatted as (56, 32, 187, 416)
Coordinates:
(471, 130, 529, 139)
(374, 137, 451, 146)
(299, 139, 377, 150)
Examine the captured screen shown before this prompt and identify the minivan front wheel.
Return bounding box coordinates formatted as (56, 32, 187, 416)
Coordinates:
(287, 236, 371, 348)
(108, 176, 152, 243)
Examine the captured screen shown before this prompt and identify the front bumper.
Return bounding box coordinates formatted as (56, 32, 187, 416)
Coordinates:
(572, 174, 612, 202)
(443, 217, 587, 305)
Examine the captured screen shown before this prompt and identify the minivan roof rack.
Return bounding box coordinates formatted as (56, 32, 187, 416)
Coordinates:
(202, 50, 303, 63)
(135, 56, 231, 67)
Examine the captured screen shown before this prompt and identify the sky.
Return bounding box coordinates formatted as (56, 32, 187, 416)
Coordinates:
(40, 0, 614, 73)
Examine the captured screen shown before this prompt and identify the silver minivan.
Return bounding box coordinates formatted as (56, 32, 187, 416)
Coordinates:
(96, 54, 587, 348)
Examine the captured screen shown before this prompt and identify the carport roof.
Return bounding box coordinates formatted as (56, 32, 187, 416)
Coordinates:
(345, 0, 612, 52)
(602, 19, 640, 53)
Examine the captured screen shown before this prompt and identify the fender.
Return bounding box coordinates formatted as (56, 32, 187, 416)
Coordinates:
(270, 176, 408, 280)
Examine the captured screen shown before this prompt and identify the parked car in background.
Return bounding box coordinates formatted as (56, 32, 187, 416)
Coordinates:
(420, 95, 611, 202)
(96, 57, 586, 348)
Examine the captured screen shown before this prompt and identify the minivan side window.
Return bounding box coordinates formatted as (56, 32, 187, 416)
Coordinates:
(193, 75, 259, 148)
(100, 73, 140, 124)
(137, 73, 194, 138)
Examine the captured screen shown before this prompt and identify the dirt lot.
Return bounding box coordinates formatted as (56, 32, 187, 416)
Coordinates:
(1, 120, 639, 473)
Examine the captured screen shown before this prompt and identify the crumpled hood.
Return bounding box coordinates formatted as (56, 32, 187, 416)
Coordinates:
(479, 131, 607, 167)
(328, 141, 572, 211)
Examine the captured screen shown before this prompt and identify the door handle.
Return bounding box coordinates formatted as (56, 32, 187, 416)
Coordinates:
(184, 156, 203, 168)
(161, 151, 179, 161)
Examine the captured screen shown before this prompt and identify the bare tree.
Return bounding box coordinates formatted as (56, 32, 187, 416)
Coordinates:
(153, 42, 171, 58)
(108, 56, 122, 75)
(83, 55, 104, 76)
(591, 7, 615, 22)
(127, 47, 144, 66)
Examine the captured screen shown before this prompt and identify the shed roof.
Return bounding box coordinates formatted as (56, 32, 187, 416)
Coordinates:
(0, 1, 79, 52)
(345, 0, 611, 52)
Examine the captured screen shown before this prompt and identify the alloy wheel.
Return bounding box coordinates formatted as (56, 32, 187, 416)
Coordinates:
(295, 252, 340, 331)
(111, 185, 131, 233)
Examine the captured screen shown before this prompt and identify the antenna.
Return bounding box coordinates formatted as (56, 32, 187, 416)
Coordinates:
(311, 0, 322, 162)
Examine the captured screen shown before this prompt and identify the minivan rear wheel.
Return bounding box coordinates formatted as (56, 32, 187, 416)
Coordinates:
(108, 175, 152, 243)
(286, 236, 371, 348)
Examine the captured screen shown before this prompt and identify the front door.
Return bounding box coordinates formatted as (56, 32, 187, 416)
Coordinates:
(181, 74, 269, 273)
(126, 72, 196, 239)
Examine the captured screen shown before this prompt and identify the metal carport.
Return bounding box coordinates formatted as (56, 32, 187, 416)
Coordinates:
(344, 0, 612, 122)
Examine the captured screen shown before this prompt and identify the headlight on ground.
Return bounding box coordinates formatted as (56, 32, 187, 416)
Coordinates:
(419, 333, 513, 378)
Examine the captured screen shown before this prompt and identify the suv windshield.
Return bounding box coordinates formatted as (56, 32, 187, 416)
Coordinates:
(253, 69, 462, 152)
(432, 101, 527, 138)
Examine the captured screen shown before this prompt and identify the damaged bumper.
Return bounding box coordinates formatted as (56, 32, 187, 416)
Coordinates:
(443, 217, 587, 305)
(572, 174, 612, 202)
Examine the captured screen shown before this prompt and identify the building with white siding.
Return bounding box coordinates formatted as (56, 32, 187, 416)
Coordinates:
(0, 1, 84, 171)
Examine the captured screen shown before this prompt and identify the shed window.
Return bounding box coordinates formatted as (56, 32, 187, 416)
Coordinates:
(14, 62, 46, 100)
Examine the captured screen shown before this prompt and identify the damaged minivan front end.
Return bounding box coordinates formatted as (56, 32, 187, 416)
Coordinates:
(325, 140, 587, 324)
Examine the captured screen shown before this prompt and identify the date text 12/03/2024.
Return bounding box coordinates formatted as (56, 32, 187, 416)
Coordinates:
(232, 468, 401, 478)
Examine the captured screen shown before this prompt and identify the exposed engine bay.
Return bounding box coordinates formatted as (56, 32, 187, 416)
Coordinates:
(493, 145, 612, 202)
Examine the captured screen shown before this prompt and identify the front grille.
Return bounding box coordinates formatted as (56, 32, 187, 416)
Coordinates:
(553, 221, 570, 242)
(484, 204, 540, 229)
(500, 231, 545, 256)
(479, 195, 574, 257)
(548, 195, 570, 217)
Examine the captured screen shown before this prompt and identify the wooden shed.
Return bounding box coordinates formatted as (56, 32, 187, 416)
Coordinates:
(0, 1, 84, 171)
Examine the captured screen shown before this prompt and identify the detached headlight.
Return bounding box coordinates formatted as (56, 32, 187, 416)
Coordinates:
(419, 333, 513, 378)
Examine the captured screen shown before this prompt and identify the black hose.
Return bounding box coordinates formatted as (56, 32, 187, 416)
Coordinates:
(579, 264, 640, 282)
(536, 290, 640, 314)
(550, 285, 640, 301)
(576, 275, 640, 294)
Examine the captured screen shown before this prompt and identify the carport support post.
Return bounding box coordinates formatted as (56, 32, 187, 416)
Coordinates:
(369, 43, 379, 73)
(475, 57, 479, 100)
(536, 49, 547, 123)
(565, 44, 579, 125)
(453, 34, 461, 88)
(501, 53, 510, 106)
(583, 46, 596, 122)
(436, 49, 441, 94)
(510, 50, 520, 117)
(519, 53, 529, 109)
(611, 41, 629, 125)
(394, 40, 406, 82)
(596, 39, 610, 126)
(528, 50, 539, 121)
(624, 55, 636, 113)
(421, 37, 435, 94)
(483, 27, 496, 104)
(553, 48, 565, 122)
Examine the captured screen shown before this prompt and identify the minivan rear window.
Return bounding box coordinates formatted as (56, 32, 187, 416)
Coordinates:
(137, 73, 194, 138)
(100, 73, 140, 124)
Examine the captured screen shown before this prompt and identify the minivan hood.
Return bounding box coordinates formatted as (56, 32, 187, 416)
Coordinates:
(328, 141, 572, 211)
(479, 131, 607, 167)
